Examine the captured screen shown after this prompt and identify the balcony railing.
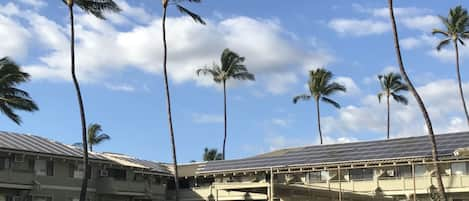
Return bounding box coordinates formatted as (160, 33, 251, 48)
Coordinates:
(96, 177, 165, 196)
(0, 169, 34, 187)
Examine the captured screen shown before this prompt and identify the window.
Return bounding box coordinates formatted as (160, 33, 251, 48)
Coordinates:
(134, 173, 145, 182)
(308, 171, 329, 183)
(0, 157, 10, 170)
(397, 166, 412, 178)
(451, 162, 467, 175)
(35, 160, 53, 176)
(108, 168, 126, 180)
(349, 168, 373, 180)
(415, 165, 426, 176)
(69, 164, 84, 179)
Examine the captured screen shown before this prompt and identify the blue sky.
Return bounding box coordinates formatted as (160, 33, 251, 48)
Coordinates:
(0, 0, 468, 163)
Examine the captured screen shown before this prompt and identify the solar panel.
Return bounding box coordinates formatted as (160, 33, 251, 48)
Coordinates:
(199, 132, 469, 173)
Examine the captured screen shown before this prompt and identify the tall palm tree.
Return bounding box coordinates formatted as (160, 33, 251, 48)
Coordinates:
(161, 1, 205, 200)
(293, 68, 346, 144)
(73, 123, 110, 152)
(0, 57, 38, 124)
(387, 0, 446, 200)
(196, 48, 255, 160)
(377, 72, 408, 139)
(203, 148, 223, 161)
(432, 5, 469, 126)
(62, 1, 120, 201)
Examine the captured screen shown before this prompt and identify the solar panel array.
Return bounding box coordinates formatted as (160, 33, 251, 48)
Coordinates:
(199, 132, 469, 174)
(0, 131, 170, 174)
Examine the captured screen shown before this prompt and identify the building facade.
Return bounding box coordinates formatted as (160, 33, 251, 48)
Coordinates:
(0, 131, 469, 201)
(0, 132, 171, 201)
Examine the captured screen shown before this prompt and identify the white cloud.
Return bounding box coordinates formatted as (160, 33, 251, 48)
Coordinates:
(0, 11, 30, 59)
(16, 0, 46, 9)
(401, 15, 440, 31)
(104, 83, 135, 92)
(370, 7, 430, 18)
(271, 118, 289, 127)
(3, 2, 333, 94)
(0, 3, 20, 16)
(265, 72, 298, 95)
(323, 79, 469, 139)
(401, 37, 422, 50)
(328, 19, 389, 36)
(192, 113, 223, 124)
(334, 76, 360, 96)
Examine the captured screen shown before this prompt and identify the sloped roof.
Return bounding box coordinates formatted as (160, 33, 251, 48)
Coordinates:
(102, 153, 171, 174)
(0, 131, 106, 160)
(198, 132, 469, 174)
(0, 132, 170, 174)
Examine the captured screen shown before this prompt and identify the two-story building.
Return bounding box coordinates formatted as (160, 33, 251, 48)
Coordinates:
(178, 131, 469, 201)
(0, 132, 171, 201)
(1, 131, 469, 201)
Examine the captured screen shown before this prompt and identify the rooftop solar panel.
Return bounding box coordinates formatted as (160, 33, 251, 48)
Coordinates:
(199, 132, 469, 173)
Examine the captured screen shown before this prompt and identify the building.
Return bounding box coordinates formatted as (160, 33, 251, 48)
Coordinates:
(0, 131, 469, 201)
(0, 132, 171, 201)
(179, 131, 469, 201)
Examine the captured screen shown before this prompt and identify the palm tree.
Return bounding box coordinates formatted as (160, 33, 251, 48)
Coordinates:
(62, 1, 120, 201)
(432, 5, 469, 126)
(73, 123, 111, 152)
(196, 48, 255, 160)
(377, 72, 408, 139)
(293, 68, 346, 144)
(0, 57, 38, 124)
(387, 0, 447, 200)
(203, 148, 223, 161)
(161, 1, 205, 200)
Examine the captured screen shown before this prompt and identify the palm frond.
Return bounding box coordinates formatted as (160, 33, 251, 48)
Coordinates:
(176, 5, 205, 25)
(436, 38, 452, 51)
(0, 57, 38, 125)
(75, 0, 121, 20)
(0, 103, 20, 124)
(391, 93, 408, 105)
(196, 66, 223, 83)
(231, 72, 255, 81)
(94, 133, 111, 143)
(293, 94, 311, 104)
(322, 82, 346, 96)
(431, 29, 449, 37)
(321, 96, 341, 109)
(377, 92, 384, 103)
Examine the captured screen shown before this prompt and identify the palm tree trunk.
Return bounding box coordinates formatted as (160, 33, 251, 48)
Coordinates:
(387, 94, 390, 139)
(454, 41, 469, 125)
(89, 144, 93, 152)
(222, 80, 227, 160)
(68, 4, 89, 201)
(316, 98, 323, 145)
(162, 5, 180, 201)
(387, 1, 446, 200)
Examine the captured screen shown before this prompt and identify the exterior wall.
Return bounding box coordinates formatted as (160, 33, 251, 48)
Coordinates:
(0, 153, 168, 201)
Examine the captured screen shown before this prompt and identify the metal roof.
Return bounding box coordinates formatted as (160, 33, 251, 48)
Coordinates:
(0, 131, 106, 160)
(0, 132, 170, 174)
(102, 153, 171, 174)
(198, 132, 469, 174)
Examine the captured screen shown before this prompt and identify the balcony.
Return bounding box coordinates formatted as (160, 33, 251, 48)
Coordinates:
(0, 169, 34, 188)
(177, 187, 268, 201)
(300, 175, 469, 195)
(96, 177, 165, 196)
